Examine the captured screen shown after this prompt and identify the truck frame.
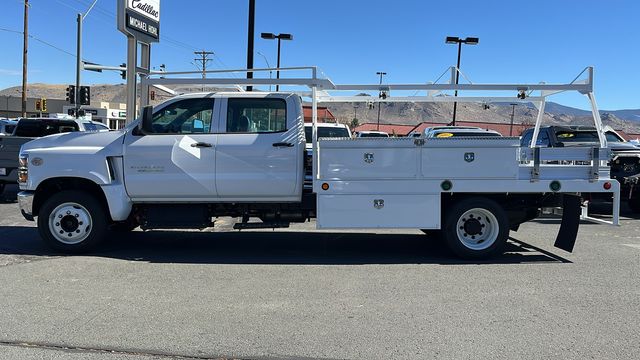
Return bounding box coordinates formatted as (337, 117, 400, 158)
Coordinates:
(17, 66, 620, 258)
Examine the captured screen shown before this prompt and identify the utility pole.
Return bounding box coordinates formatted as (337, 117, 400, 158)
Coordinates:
(21, 0, 29, 117)
(376, 71, 387, 131)
(75, 13, 82, 118)
(246, 0, 255, 91)
(509, 103, 518, 136)
(193, 50, 214, 91)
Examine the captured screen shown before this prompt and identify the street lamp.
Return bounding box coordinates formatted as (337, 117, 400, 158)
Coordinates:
(256, 51, 272, 91)
(261, 32, 293, 91)
(445, 36, 479, 125)
(376, 71, 387, 131)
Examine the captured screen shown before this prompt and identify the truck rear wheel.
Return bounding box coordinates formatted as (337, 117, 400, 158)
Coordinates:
(443, 197, 508, 259)
(37, 190, 108, 253)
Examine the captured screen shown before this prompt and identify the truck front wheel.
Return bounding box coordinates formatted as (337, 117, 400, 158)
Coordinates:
(37, 190, 108, 253)
(443, 197, 508, 259)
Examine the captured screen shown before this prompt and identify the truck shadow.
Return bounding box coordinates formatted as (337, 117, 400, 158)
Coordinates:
(0, 226, 572, 265)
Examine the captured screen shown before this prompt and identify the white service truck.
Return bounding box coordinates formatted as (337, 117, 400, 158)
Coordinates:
(16, 67, 620, 259)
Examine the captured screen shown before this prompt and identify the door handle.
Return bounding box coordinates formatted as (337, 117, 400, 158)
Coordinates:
(191, 142, 213, 148)
(272, 142, 294, 147)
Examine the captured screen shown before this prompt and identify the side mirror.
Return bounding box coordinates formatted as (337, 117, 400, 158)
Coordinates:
(140, 105, 153, 134)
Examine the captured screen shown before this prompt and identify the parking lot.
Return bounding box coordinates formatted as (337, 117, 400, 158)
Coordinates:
(1, 184, 639, 359)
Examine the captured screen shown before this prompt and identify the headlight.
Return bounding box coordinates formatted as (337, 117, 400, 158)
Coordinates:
(18, 154, 28, 183)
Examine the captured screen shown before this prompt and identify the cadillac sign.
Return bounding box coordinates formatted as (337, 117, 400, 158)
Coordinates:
(117, 0, 160, 43)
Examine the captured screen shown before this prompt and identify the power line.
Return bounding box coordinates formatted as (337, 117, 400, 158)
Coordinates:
(0, 27, 77, 58)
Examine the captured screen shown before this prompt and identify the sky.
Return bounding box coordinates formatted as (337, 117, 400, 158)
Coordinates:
(0, 0, 638, 110)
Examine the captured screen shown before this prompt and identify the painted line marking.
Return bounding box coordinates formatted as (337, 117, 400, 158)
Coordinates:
(621, 244, 640, 250)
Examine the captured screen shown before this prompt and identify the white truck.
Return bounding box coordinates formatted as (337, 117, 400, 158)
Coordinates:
(16, 66, 620, 258)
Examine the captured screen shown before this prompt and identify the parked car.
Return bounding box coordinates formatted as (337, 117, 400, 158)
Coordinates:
(425, 126, 502, 138)
(520, 125, 640, 212)
(304, 122, 352, 189)
(356, 130, 389, 138)
(0, 117, 110, 194)
(0, 119, 18, 136)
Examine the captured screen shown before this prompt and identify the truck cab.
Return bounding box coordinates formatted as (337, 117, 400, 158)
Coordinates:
(17, 92, 308, 253)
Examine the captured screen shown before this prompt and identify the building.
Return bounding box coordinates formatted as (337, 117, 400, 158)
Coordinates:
(0, 95, 67, 118)
(63, 102, 127, 129)
(302, 106, 336, 123)
(355, 120, 533, 137)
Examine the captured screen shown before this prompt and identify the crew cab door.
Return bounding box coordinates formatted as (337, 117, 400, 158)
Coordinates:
(123, 97, 219, 200)
(215, 95, 303, 201)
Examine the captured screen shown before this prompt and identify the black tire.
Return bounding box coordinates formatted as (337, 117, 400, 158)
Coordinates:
(37, 190, 108, 253)
(443, 197, 509, 259)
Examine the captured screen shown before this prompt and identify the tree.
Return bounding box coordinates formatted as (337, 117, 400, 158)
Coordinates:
(350, 118, 359, 129)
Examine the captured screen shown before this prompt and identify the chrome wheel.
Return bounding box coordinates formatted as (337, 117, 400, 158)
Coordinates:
(48, 202, 93, 245)
(455, 207, 499, 251)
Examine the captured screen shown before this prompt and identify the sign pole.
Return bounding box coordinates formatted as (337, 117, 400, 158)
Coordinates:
(75, 13, 82, 118)
(125, 36, 137, 124)
(117, 0, 160, 124)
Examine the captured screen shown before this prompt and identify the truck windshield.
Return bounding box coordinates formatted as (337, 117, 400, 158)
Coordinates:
(555, 130, 623, 143)
(304, 127, 350, 143)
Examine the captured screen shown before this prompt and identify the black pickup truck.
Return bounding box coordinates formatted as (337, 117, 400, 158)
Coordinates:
(0, 118, 108, 194)
(521, 125, 640, 212)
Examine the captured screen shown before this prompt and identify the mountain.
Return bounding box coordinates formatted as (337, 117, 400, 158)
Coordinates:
(327, 100, 640, 133)
(2, 83, 639, 132)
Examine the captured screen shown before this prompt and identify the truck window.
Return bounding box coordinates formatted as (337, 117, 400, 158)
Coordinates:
(14, 119, 79, 137)
(150, 98, 214, 134)
(226, 98, 286, 133)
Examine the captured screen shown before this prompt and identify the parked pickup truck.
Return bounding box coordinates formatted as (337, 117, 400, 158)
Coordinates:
(17, 92, 618, 259)
(0, 117, 109, 194)
(520, 125, 640, 212)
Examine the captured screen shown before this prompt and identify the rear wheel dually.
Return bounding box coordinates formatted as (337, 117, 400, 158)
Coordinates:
(443, 197, 509, 259)
(37, 190, 108, 253)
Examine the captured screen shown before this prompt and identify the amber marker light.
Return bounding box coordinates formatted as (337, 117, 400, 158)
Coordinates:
(321, 183, 330, 191)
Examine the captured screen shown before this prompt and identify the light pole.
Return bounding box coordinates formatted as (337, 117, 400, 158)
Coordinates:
(376, 71, 387, 131)
(261, 32, 293, 91)
(509, 103, 518, 136)
(256, 51, 272, 91)
(445, 36, 479, 126)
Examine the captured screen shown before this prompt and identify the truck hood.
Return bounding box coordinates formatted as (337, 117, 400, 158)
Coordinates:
(20, 130, 127, 156)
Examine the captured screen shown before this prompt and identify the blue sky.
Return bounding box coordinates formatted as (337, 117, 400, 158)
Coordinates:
(1, 0, 638, 110)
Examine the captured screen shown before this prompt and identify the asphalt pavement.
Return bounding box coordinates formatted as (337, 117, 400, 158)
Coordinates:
(1, 184, 639, 359)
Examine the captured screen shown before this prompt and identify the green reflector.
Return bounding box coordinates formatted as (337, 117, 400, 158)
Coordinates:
(549, 180, 561, 192)
(441, 180, 453, 191)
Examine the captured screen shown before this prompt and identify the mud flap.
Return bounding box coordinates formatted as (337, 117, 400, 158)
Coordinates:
(554, 194, 581, 252)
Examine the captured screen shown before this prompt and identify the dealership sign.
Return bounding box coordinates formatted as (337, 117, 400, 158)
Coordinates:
(117, 0, 160, 43)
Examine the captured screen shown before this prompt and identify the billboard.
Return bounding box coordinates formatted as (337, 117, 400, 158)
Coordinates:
(117, 0, 160, 43)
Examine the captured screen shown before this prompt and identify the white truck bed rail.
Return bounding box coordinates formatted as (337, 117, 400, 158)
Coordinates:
(139, 66, 618, 226)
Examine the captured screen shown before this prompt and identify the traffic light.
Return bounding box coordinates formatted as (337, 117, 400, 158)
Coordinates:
(66, 85, 76, 104)
(79, 86, 90, 105)
(35, 99, 41, 111)
(41, 98, 47, 112)
(120, 63, 126, 79)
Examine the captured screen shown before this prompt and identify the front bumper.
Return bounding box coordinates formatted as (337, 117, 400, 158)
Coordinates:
(18, 191, 35, 221)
